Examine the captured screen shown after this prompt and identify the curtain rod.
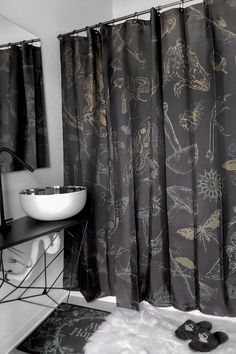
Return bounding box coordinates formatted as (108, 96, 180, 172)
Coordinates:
(0, 38, 40, 49)
(58, 0, 203, 39)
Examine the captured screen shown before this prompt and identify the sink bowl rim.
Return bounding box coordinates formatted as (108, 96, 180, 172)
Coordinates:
(19, 185, 86, 196)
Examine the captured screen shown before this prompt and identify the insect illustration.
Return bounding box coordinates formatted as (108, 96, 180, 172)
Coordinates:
(210, 51, 228, 74)
(164, 38, 210, 97)
(121, 77, 150, 114)
(187, 7, 236, 43)
(163, 102, 199, 174)
(179, 99, 204, 132)
(161, 17, 176, 38)
(211, 17, 236, 43)
(123, 118, 151, 184)
(224, 232, 236, 276)
(177, 210, 221, 251)
(206, 94, 231, 162)
(112, 27, 146, 66)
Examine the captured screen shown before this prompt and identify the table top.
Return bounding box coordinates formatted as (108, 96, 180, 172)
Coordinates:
(0, 213, 87, 250)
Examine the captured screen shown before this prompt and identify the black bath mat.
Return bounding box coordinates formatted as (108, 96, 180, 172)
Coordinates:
(17, 303, 109, 354)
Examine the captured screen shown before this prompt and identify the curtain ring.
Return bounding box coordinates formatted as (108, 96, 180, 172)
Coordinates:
(157, 5, 161, 16)
(112, 19, 115, 27)
(180, 0, 184, 11)
(134, 11, 138, 21)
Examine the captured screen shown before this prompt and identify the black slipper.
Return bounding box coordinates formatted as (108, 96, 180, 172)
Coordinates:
(175, 320, 212, 340)
(189, 329, 228, 352)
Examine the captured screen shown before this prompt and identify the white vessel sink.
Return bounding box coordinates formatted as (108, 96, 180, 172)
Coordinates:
(19, 186, 87, 221)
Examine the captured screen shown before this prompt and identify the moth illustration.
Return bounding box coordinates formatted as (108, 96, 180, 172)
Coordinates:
(177, 210, 221, 251)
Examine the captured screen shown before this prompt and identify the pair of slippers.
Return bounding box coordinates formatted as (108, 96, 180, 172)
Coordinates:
(175, 319, 228, 352)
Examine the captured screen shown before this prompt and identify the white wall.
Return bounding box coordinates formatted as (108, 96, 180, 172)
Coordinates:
(0, 15, 37, 43)
(113, 0, 169, 18)
(113, 0, 202, 18)
(0, 1, 112, 352)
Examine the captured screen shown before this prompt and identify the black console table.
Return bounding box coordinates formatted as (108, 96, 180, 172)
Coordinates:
(0, 213, 88, 307)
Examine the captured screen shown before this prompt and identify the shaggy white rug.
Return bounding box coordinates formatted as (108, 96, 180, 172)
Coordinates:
(85, 302, 236, 354)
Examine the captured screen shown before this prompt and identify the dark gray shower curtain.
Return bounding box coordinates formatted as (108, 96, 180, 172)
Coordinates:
(61, 0, 236, 316)
(0, 43, 48, 171)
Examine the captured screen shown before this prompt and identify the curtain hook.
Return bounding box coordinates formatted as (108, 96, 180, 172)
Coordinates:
(134, 11, 138, 22)
(157, 5, 161, 16)
(180, 0, 184, 11)
(112, 18, 115, 27)
(96, 22, 102, 32)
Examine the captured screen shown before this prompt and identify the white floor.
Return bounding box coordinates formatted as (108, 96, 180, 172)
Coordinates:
(10, 294, 236, 354)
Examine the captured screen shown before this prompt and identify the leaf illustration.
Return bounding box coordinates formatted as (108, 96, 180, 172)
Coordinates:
(222, 159, 236, 171)
(99, 111, 107, 126)
(151, 284, 170, 304)
(175, 257, 195, 270)
(176, 227, 194, 240)
(206, 256, 223, 280)
(199, 281, 217, 302)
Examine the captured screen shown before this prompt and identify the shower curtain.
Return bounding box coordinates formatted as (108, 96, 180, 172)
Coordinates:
(0, 43, 48, 171)
(60, 0, 236, 316)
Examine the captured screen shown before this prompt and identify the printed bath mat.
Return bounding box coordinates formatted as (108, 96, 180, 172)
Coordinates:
(17, 303, 109, 354)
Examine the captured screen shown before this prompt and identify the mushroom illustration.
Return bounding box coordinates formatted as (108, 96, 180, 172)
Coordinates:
(163, 102, 199, 174)
(167, 185, 197, 220)
(151, 185, 197, 254)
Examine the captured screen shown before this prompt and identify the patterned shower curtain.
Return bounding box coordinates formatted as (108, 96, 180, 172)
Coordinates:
(60, 0, 236, 316)
(0, 43, 48, 171)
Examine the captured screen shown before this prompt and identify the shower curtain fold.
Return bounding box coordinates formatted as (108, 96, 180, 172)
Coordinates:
(60, 0, 236, 316)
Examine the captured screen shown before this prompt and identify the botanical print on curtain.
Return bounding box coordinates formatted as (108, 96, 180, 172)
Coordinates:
(60, 0, 236, 316)
(0, 43, 48, 171)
